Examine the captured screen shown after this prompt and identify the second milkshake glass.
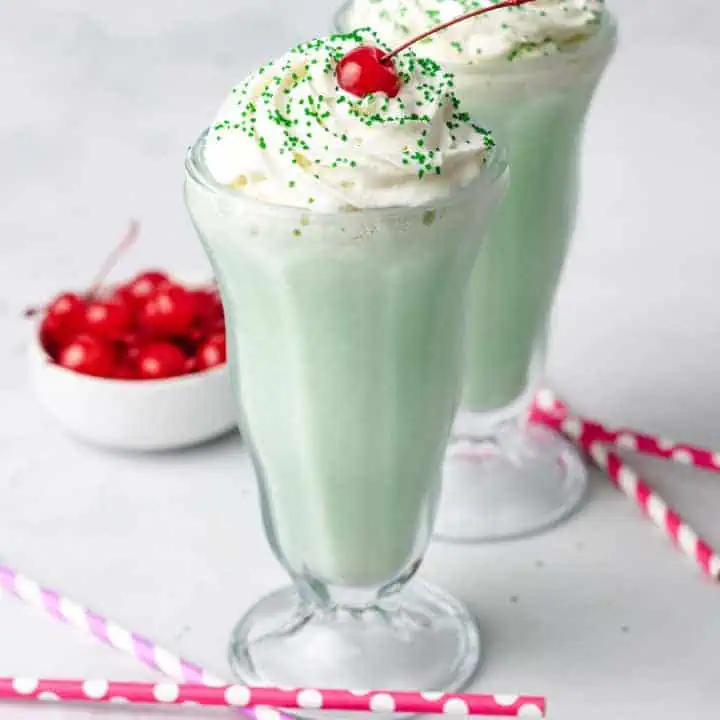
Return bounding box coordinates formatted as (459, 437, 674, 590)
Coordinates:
(336, 5, 617, 542)
(438, 16, 618, 542)
(185, 132, 507, 693)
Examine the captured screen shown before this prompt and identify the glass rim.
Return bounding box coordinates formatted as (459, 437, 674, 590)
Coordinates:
(332, 1, 618, 79)
(184, 129, 508, 220)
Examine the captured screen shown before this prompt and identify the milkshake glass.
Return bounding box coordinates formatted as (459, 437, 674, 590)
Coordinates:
(337, 1, 617, 541)
(184, 29, 507, 693)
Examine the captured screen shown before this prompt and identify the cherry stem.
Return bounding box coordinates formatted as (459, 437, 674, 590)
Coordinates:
(383, 0, 536, 62)
(87, 218, 141, 298)
(23, 218, 141, 318)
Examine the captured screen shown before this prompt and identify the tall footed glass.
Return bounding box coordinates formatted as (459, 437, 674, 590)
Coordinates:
(185, 132, 507, 693)
(333, 6, 617, 542)
(436, 17, 618, 542)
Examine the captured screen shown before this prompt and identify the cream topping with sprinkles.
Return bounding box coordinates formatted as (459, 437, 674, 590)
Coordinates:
(345, 0, 606, 65)
(203, 28, 495, 212)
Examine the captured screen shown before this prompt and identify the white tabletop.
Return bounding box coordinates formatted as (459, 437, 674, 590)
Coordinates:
(1, 1, 719, 719)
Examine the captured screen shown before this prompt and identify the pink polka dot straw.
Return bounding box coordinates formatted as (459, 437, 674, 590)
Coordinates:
(529, 389, 720, 581)
(0, 678, 545, 716)
(0, 562, 545, 717)
(0, 561, 282, 720)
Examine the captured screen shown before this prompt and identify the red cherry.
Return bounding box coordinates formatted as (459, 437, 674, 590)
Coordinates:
(110, 284, 137, 309)
(40, 314, 63, 358)
(189, 326, 205, 342)
(126, 270, 170, 305)
(119, 330, 141, 347)
(47, 292, 85, 322)
(114, 363, 138, 380)
(197, 333, 227, 371)
(84, 298, 133, 341)
(58, 334, 116, 378)
(41, 292, 86, 345)
(336, 46, 401, 99)
(118, 333, 142, 366)
(180, 325, 207, 353)
(184, 356, 198, 374)
(137, 341, 186, 380)
(193, 288, 224, 326)
(337, 1, 535, 97)
(139, 284, 198, 338)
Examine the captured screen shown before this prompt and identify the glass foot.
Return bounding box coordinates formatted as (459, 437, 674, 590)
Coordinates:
(435, 419, 588, 543)
(229, 581, 481, 715)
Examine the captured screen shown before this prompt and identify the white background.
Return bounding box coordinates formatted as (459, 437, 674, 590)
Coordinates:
(1, 1, 719, 719)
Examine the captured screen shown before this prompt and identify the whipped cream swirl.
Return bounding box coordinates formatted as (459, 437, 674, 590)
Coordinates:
(203, 28, 495, 212)
(344, 0, 606, 65)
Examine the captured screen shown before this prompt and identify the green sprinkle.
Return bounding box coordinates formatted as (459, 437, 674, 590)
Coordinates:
(207, 26, 498, 199)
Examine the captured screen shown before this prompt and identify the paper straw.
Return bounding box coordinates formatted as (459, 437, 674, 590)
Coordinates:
(531, 394, 720, 472)
(0, 563, 546, 716)
(529, 389, 720, 581)
(0, 563, 281, 720)
(0, 677, 546, 717)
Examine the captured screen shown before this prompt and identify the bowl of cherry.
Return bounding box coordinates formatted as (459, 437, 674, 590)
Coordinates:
(29, 270, 237, 451)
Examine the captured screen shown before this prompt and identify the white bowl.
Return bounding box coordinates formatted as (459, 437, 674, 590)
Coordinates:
(29, 332, 237, 452)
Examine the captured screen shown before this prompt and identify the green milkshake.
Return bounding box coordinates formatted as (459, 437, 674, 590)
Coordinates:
(339, 0, 617, 541)
(187, 148, 503, 587)
(185, 28, 507, 690)
(447, 17, 616, 413)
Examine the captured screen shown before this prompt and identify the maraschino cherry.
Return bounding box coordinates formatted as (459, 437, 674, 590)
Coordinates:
(137, 342, 187, 380)
(84, 297, 133, 341)
(59, 334, 116, 378)
(40, 292, 86, 352)
(31, 218, 228, 381)
(29, 219, 141, 343)
(124, 270, 169, 306)
(192, 288, 224, 327)
(336, 0, 534, 98)
(337, 46, 401, 98)
(196, 332, 227, 371)
(114, 363, 138, 381)
(139, 284, 198, 338)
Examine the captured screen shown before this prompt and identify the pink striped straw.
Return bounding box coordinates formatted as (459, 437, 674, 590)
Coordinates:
(540, 407, 720, 472)
(0, 562, 281, 720)
(0, 563, 545, 716)
(0, 678, 545, 717)
(529, 389, 720, 581)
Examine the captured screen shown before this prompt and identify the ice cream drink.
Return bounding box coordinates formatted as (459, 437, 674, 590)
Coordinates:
(340, 0, 617, 542)
(185, 26, 507, 692)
